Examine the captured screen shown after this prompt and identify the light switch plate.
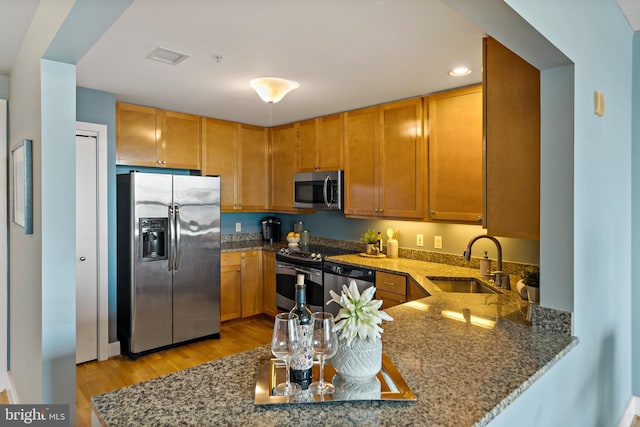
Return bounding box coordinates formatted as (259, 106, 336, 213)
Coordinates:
(416, 234, 424, 247)
(434, 235, 443, 249)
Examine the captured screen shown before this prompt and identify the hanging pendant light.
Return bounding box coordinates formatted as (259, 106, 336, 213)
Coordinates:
(249, 77, 300, 104)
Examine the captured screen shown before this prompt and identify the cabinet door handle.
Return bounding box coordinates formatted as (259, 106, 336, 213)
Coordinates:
(384, 281, 397, 287)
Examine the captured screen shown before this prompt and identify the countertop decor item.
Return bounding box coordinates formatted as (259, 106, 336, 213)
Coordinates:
(327, 281, 393, 382)
(360, 229, 379, 255)
(286, 231, 301, 247)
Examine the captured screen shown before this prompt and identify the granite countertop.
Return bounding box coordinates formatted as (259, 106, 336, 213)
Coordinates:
(92, 252, 577, 426)
(326, 254, 530, 325)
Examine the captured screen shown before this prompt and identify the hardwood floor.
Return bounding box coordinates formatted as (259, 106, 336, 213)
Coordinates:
(76, 315, 274, 427)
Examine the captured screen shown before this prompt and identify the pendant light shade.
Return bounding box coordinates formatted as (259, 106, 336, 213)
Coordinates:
(249, 77, 300, 103)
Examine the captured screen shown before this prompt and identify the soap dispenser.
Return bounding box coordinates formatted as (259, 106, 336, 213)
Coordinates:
(480, 251, 491, 278)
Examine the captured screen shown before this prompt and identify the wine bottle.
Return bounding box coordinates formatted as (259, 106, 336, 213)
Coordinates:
(289, 274, 313, 390)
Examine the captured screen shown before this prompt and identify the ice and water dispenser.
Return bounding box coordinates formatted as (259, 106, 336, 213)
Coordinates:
(139, 218, 168, 260)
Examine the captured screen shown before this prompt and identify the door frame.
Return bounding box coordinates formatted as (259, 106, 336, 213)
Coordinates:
(76, 121, 109, 361)
(0, 100, 7, 390)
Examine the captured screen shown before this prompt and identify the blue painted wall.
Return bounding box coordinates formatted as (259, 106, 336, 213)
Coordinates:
(41, 58, 76, 407)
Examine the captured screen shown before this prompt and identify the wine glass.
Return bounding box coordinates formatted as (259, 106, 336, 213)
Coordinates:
(309, 312, 339, 395)
(271, 313, 302, 396)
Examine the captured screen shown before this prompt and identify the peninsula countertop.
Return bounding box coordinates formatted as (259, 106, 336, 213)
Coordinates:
(92, 254, 577, 426)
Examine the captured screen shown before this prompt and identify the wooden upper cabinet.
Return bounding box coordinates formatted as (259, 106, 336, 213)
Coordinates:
(202, 119, 269, 212)
(427, 85, 483, 223)
(116, 102, 200, 169)
(483, 37, 540, 240)
(156, 110, 201, 169)
(201, 117, 237, 211)
(344, 106, 380, 216)
(344, 99, 424, 219)
(270, 123, 298, 211)
(297, 119, 318, 172)
(317, 113, 344, 171)
(116, 103, 157, 166)
(237, 124, 269, 211)
(297, 114, 345, 172)
(379, 98, 424, 219)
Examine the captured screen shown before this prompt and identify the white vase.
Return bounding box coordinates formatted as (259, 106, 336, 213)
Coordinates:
(331, 337, 382, 382)
(333, 374, 381, 400)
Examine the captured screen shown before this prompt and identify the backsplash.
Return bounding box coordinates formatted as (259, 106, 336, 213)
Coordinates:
(222, 233, 536, 277)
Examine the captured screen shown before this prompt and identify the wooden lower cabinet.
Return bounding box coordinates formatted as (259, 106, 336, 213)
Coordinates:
(220, 251, 263, 321)
(262, 251, 278, 317)
(240, 251, 263, 317)
(220, 253, 242, 322)
(376, 271, 407, 309)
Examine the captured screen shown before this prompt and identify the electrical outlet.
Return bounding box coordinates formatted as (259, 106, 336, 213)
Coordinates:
(235, 222, 242, 232)
(416, 234, 424, 247)
(434, 235, 443, 249)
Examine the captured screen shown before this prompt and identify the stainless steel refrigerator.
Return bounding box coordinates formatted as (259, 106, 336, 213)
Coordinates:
(117, 172, 220, 358)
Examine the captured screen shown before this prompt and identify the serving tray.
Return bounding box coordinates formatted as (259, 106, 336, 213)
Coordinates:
(254, 353, 416, 404)
(359, 252, 387, 258)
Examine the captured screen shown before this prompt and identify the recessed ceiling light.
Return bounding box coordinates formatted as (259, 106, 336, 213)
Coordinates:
(147, 47, 190, 66)
(448, 67, 472, 77)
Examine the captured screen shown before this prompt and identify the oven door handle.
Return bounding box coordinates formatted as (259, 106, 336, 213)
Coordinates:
(294, 266, 322, 277)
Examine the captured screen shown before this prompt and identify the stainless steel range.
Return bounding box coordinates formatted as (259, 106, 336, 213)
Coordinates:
(275, 245, 353, 313)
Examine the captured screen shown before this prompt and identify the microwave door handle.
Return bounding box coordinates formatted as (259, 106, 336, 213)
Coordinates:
(323, 176, 331, 208)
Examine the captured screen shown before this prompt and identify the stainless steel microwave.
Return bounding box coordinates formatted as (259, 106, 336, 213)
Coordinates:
(293, 170, 343, 210)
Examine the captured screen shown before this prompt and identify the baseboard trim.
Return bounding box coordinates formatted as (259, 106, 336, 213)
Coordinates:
(618, 395, 640, 427)
(109, 341, 121, 358)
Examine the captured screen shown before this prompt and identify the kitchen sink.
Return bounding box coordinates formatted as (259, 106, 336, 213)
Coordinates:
(427, 277, 502, 294)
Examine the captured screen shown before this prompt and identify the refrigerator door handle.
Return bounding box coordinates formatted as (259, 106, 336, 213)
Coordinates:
(174, 205, 181, 271)
(168, 205, 175, 271)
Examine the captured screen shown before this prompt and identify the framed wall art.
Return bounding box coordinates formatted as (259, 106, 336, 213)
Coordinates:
(11, 139, 33, 234)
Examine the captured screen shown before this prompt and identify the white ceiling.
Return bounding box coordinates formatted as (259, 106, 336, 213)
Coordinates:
(2, 0, 640, 127)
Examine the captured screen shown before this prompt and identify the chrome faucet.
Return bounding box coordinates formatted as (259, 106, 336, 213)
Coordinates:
(463, 235, 511, 290)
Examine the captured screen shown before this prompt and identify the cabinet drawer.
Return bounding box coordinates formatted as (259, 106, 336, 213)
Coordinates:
(376, 289, 406, 309)
(221, 252, 241, 267)
(376, 271, 407, 295)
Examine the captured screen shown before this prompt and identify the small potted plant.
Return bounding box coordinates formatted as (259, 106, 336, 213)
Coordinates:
(522, 267, 540, 303)
(360, 229, 379, 255)
(327, 281, 393, 382)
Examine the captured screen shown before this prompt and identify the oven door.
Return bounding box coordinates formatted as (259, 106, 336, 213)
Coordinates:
(275, 261, 324, 313)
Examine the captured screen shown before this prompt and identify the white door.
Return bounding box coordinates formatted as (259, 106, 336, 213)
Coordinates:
(76, 133, 98, 364)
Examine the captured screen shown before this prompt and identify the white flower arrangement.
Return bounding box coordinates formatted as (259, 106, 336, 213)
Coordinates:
(327, 280, 393, 345)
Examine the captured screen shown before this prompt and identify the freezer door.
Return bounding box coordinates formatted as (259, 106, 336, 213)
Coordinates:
(172, 175, 221, 342)
(130, 172, 174, 353)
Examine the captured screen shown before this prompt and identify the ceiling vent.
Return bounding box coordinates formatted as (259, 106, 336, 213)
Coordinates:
(147, 47, 190, 65)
